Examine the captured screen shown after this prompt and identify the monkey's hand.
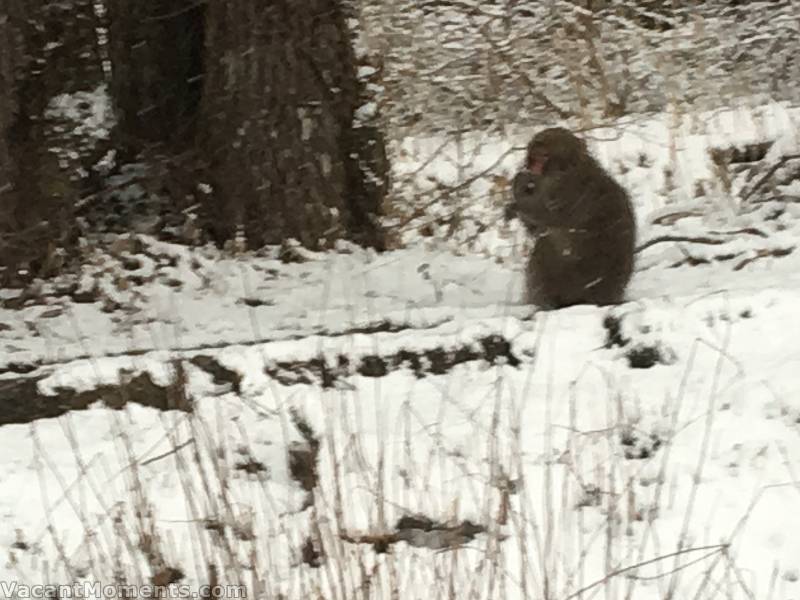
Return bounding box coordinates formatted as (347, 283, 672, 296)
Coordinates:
(505, 199, 541, 234)
(510, 170, 544, 233)
(512, 170, 538, 200)
(504, 200, 519, 222)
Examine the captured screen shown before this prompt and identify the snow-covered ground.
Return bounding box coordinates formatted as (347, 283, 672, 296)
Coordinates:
(2, 103, 800, 600)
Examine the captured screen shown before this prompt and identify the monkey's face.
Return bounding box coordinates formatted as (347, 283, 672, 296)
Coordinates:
(526, 147, 548, 175)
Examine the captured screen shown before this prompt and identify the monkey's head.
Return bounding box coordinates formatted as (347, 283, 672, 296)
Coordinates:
(524, 127, 590, 175)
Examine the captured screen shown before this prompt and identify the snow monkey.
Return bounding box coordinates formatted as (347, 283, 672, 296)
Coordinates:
(507, 127, 636, 309)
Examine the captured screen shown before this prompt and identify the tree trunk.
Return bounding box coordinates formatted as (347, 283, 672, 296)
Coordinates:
(106, 0, 205, 152)
(0, 0, 103, 284)
(200, 0, 387, 250)
(0, 1, 23, 230)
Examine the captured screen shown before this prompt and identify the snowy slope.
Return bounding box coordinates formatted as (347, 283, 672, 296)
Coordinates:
(1, 104, 800, 600)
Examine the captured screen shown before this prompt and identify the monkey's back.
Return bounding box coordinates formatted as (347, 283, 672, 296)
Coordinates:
(527, 164, 636, 308)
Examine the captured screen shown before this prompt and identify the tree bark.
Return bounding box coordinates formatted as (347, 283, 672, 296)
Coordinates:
(0, 0, 23, 224)
(106, 0, 205, 152)
(0, 0, 103, 284)
(200, 0, 387, 250)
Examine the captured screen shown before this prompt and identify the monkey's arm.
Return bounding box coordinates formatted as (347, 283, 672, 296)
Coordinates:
(512, 170, 590, 229)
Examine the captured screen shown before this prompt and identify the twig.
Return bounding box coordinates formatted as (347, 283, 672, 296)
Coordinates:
(626, 547, 724, 582)
(733, 247, 794, 271)
(740, 153, 800, 204)
(139, 438, 195, 467)
(708, 227, 768, 238)
(395, 144, 520, 229)
(564, 544, 728, 600)
(396, 138, 453, 181)
(651, 210, 704, 226)
(144, 0, 206, 22)
(635, 235, 725, 254)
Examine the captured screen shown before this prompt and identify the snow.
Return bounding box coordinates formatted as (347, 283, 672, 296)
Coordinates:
(44, 84, 115, 144)
(2, 102, 800, 599)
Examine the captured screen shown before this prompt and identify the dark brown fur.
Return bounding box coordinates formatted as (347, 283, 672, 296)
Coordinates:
(509, 127, 636, 309)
